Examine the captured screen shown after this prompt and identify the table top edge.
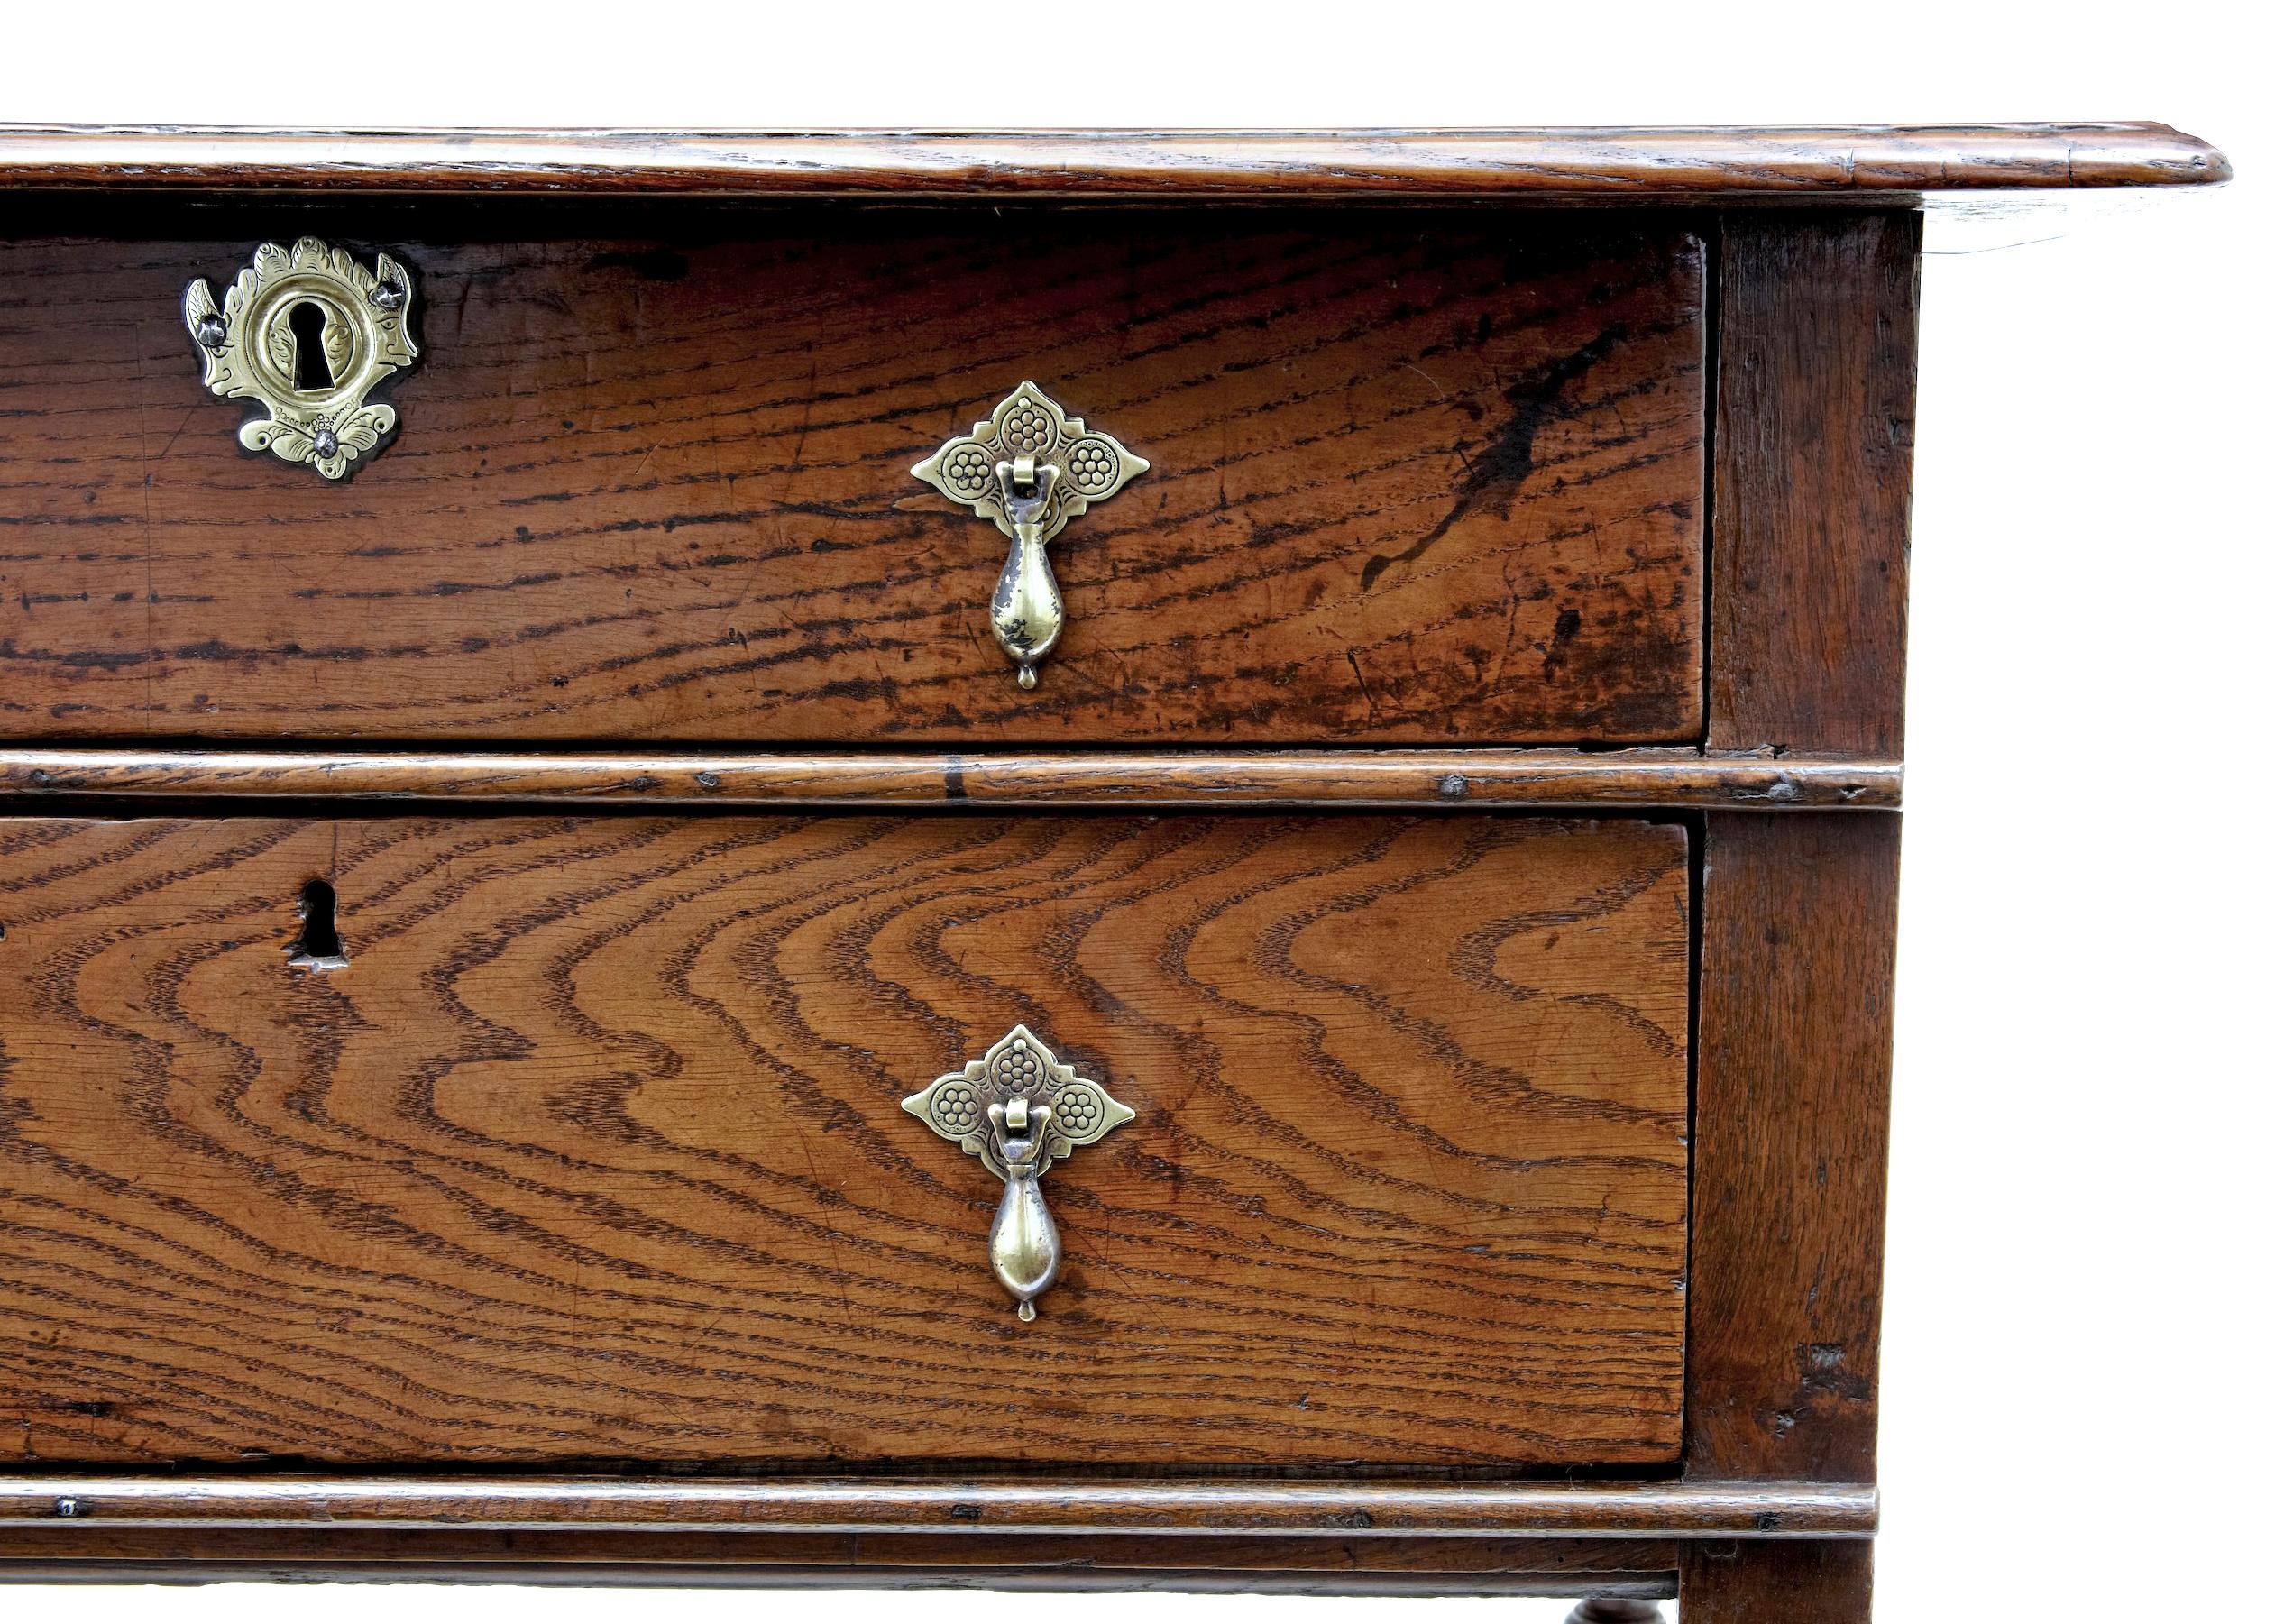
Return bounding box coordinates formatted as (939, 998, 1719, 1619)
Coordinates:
(0, 122, 2230, 197)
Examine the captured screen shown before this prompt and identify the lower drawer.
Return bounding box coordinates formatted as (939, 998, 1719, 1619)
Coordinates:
(0, 812, 1689, 1468)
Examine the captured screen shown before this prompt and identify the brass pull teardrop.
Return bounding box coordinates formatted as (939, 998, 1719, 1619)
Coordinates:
(903, 1024, 1134, 1322)
(991, 457, 1063, 690)
(911, 383, 1149, 690)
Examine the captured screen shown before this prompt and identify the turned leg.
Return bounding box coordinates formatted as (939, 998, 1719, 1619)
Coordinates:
(1678, 1540, 1873, 1622)
(1566, 1601, 1665, 1624)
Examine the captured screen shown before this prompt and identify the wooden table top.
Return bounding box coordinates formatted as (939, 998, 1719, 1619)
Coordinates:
(0, 122, 2229, 197)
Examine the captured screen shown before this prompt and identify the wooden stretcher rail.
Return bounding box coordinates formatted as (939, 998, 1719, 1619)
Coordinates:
(0, 748, 1901, 810)
(0, 1476, 1877, 1538)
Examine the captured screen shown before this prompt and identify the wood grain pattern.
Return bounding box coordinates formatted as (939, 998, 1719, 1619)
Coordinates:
(0, 125, 2231, 197)
(1687, 814, 1898, 1483)
(0, 747, 1902, 811)
(1685, 215, 1913, 1499)
(0, 812, 1690, 1468)
(0, 1477, 1870, 1537)
(1711, 212, 1917, 757)
(0, 208, 1702, 745)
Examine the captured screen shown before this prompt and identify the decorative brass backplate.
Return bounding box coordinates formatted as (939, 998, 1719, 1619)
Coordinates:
(183, 238, 418, 480)
(903, 1024, 1134, 1321)
(911, 382, 1149, 689)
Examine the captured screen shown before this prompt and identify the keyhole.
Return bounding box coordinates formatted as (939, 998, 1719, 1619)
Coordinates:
(286, 301, 335, 391)
(286, 878, 348, 971)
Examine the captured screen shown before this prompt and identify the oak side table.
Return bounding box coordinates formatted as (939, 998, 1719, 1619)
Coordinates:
(0, 123, 2230, 1619)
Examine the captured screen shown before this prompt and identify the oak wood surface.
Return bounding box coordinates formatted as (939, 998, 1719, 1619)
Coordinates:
(1678, 1539, 1873, 1621)
(0, 209, 1703, 745)
(1711, 212, 1916, 757)
(1683, 210, 1913, 1496)
(1687, 817, 1898, 1486)
(0, 1476, 1871, 1537)
(0, 124, 2230, 197)
(0, 747, 1901, 811)
(0, 812, 1690, 1468)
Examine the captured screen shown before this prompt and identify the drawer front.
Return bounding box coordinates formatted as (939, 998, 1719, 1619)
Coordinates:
(0, 812, 1689, 1468)
(0, 208, 1702, 744)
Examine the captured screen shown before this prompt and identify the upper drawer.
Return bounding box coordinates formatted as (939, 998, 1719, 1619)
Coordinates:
(0, 812, 1688, 1469)
(0, 208, 1704, 744)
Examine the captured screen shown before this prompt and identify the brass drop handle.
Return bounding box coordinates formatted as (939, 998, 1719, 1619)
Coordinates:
(912, 383, 1149, 690)
(991, 456, 1065, 689)
(985, 1094, 1060, 1317)
(903, 1024, 1134, 1322)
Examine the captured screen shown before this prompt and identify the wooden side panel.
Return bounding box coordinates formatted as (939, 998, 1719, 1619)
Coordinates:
(0, 813, 1691, 1468)
(1688, 813, 1898, 1486)
(1711, 211, 1917, 757)
(0, 208, 1703, 745)
(1686, 210, 1914, 1495)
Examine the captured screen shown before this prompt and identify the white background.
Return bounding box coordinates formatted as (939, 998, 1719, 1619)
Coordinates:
(5, 5, 2267, 1619)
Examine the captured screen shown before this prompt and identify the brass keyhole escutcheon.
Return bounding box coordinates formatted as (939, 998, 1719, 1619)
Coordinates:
(184, 237, 418, 480)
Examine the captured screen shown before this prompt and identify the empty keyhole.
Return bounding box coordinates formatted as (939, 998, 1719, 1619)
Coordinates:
(286, 301, 335, 391)
(286, 878, 348, 971)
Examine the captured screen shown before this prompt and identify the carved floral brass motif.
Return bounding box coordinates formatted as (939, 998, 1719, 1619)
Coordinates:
(911, 382, 1149, 689)
(902, 1024, 1134, 1321)
(183, 237, 417, 480)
